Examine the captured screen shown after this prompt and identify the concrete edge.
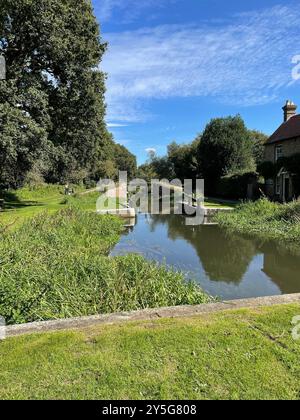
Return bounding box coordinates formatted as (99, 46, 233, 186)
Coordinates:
(5, 293, 300, 338)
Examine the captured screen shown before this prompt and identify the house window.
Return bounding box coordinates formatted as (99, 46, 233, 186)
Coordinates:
(276, 176, 281, 195)
(275, 145, 283, 161)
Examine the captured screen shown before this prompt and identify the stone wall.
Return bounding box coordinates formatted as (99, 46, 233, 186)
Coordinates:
(264, 136, 300, 163)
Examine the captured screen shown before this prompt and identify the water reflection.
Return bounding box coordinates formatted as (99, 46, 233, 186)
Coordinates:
(262, 244, 300, 295)
(149, 214, 256, 284)
(110, 214, 300, 300)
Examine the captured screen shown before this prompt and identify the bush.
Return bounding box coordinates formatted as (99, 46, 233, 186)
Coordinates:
(215, 172, 259, 199)
(0, 208, 210, 324)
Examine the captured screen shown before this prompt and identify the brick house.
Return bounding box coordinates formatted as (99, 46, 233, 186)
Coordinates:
(264, 100, 300, 202)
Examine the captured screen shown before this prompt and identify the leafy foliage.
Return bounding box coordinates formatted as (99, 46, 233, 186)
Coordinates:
(167, 137, 200, 180)
(137, 138, 201, 182)
(197, 116, 255, 192)
(137, 117, 266, 200)
(258, 154, 300, 198)
(0, 0, 136, 188)
(257, 161, 278, 180)
(215, 172, 259, 199)
(248, 130, 268, 165)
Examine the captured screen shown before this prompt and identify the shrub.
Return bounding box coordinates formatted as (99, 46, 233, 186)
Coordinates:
(215, 172, 259, 199)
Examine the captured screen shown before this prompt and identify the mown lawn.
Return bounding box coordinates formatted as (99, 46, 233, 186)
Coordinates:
(205, 197, 238, 208)
(0, 185, 120, 228)
(0, 304, 300, 400)
(0, 185, 65, 228)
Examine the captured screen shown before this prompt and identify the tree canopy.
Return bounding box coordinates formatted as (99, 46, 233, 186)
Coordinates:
(0, 0, 136, 188)
(248, 130, 268, 166)
(137, 116, 266, 199)
(197, 116, 255, 190)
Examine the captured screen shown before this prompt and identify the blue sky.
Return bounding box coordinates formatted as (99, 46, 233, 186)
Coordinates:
(92, 0, 300, 164)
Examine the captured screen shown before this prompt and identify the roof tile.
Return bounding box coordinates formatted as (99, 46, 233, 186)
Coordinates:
(266, 115, 300, 144)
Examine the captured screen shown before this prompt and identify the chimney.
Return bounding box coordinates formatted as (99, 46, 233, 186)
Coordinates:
(283, 100, 297, 122)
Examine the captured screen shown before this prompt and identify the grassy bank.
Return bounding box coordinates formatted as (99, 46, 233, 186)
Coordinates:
(1, 304, 300, 400)
(0, 207, 210, 325)
(217, 199, 300, 246)
(0, 185, 119, 228)
(0, 184, 233, 228)
(0, 185, 66, 228)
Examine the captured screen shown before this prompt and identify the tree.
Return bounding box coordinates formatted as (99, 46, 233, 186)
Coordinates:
(0, 79, 50, 188)
(1, 0, 133, 187)
(168, 136, 200, 180)
(113, 143, 137, 179)
(92, 132, 137, 180)
(197, 116, 254, 192)
(137, 163, 158, 184)
(248, 130, 268, 166)
(137, 151, 160, 183)
(138, 150, 176, 181)
(0, 101, 47, 189)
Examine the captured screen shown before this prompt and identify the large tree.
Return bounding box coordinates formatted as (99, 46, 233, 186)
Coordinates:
(248, 129, 268, 166)
(0, 0, 128, 187)
(168, 137, 200, 181)
(197, 116, 254, 191)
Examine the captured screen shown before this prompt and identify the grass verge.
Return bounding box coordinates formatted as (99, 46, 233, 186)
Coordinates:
(0, 304, 299, 400)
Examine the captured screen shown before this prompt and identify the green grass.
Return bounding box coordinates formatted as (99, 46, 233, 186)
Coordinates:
(0, 185, 66, 227)
(216, 198, 300, 247)
(0, 207, 210, 325)
(0, 187, 299, 400)
(0, 304, 299, 400)
(205, 197, 238, 208)
(0, 185, 121, 228)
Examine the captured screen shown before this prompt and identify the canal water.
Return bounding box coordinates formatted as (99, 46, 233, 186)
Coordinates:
(110, 213, 300, 300)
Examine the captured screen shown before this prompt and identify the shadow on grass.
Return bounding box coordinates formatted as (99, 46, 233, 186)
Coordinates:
(0, 190, 20, 203)
(0, 190, 42, 211)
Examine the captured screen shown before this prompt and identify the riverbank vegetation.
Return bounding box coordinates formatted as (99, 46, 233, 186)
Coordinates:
(217, 198, 300, 246)
(0, 206, 210, 325)
(1, 304, 300, 400)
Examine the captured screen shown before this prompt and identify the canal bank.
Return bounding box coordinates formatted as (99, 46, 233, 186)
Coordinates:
(5, 293, 300, 338)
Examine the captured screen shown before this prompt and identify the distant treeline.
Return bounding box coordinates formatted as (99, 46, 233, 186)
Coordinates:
(138, 115, 268, 198)
(0, 0, 136, 189)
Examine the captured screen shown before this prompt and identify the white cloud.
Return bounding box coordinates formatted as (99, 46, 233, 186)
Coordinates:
(94, 0, 121, 22)
(95, 0, 168, 23)
(102, 4, 300, 122)
(145, 148, 157, 154)
(107, 123, 128, 127)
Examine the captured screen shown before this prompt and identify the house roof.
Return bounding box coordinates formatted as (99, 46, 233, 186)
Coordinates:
(266, 115, 300, 145)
